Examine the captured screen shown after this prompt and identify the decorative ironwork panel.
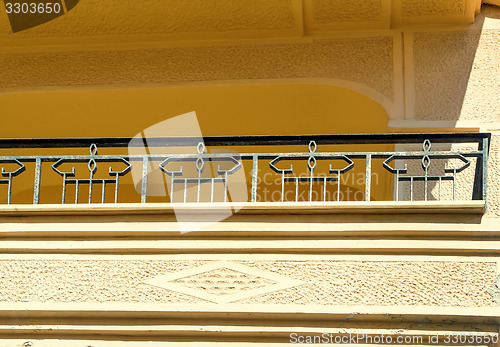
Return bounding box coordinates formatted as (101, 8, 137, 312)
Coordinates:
(51, 144, 131, 204)
(269, 141, 354, 202)
(159, 142, 242, 203)
(383, 139, 470, 201)
(0, 133, 490, 208)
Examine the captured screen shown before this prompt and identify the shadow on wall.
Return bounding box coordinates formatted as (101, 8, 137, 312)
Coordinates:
(413, 5, 499, 122)
(409, 7, 498, 205)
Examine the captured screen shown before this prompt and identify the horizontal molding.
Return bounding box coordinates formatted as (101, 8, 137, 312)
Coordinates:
(0, 217, 497, 240)
(0, 201, 486, 216)
(0, 202, 494, 251)
(0, 240, 498, 255)
(0, 303, 498, 325)
(0, 254, 497, 262)
(0, 341, 305, 346)
(0, 324, 495, 341)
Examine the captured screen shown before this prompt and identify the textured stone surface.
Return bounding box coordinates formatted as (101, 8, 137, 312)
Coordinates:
(413, 30, 481, 121)
(0, 260, 210, 303)
(459, 29, 500, 122)
(410, 7, 500, 218)
(0, 0, 479, 39)
(238, 261, 497, 306)
(313, 0, 382, 23)
(172, 267, 276, 296)
(487, 134, 500, 217)
(401, 0, 466, 17)
(0, 0, 296, 37)
(0, 260, 496, 306)
(0, 37, 394, 100)
(413, 6, 500, 121)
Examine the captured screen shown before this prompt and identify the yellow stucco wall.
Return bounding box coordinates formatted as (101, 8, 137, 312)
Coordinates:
(0, 84, 390, 138)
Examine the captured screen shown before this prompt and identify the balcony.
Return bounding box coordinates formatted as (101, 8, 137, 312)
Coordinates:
(0, 133, 497, 340)
(0, 133, 490, 213)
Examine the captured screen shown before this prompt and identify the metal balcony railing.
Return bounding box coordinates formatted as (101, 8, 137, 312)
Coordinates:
(0, 133, 490, 207)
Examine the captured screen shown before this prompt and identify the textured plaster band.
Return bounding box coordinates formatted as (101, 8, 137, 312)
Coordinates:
(0, 0, 297, 37)
(312, 0, 382, 23)
(401, 0, 467, 17)
(0, 37, 394, 101)
(0, 259, 495, 307)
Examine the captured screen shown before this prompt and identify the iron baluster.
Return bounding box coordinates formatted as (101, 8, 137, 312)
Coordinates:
(0, 159, 25, 205)
(33, 157, 42, 204)
(251, 154, 258, 202)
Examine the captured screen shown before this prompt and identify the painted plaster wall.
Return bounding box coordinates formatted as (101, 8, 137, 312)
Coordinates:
(0, 259, 496, 306)
(0, 1, 498, 343)
(412, 6, 500, 122)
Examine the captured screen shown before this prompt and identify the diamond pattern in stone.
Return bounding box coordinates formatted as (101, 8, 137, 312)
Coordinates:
(143, 261, 304, 304)
(172, 267, 277, 296)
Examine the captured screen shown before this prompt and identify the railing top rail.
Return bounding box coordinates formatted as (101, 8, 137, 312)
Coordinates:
(0, 133, 491, 148)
